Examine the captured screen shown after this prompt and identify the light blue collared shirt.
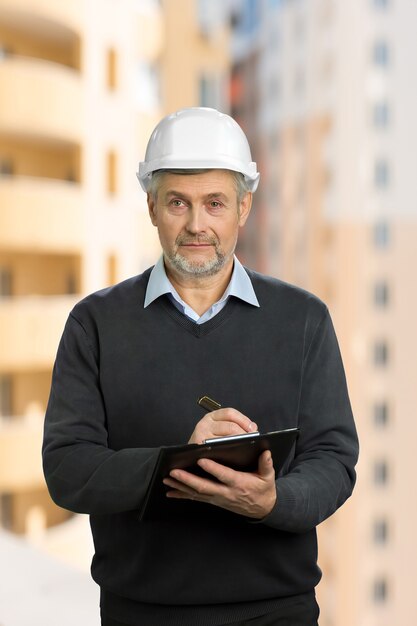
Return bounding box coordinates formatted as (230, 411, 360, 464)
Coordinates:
(144, 256, 260, 324)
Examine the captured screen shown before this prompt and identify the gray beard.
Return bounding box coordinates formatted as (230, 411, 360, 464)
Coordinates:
(165, 248, 228, 277)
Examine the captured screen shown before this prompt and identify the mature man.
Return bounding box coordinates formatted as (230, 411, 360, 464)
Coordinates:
(43, 107, 359, 626)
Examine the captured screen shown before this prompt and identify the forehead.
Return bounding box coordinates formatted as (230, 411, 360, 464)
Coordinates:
(157, 169, 236, 197)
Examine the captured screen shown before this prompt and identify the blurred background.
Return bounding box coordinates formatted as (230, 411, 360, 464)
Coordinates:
(0, 0, 416, 624)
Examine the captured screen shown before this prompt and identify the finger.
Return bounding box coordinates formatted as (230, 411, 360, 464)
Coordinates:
(197, 458, 237, 486)
(163, 476, 195, 495)
(165, 489, 193, 500)
(257, 450, 275, 478)
(168, 468, 223, 497)
(210, 408, 258, 433)
(163, 476, 198, 500)
(207, 419, 248, 438)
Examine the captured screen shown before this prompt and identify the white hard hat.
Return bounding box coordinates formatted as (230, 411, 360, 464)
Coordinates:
(137, 107, 260, 192)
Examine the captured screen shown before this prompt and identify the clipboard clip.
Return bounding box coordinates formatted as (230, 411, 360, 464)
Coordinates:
(204, 432, 260, 445)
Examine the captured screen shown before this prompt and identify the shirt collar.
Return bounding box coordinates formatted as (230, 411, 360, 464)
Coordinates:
(144, 255, 259, 310)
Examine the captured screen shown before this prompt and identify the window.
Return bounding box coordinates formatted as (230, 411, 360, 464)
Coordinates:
(237, 0, 261, 35)
(373, 221, 390, 249)
(269, 128, 280, 153)
(374, 402, 389, 427)
(107, 151, 117, 195)
(108, 254, 118, 286)
(197, 0, 228, 36)
(268, 179, 279, 208)
(0, 46, 12, 59)
(294, 68, 306, 96)
(199, 76, 211, 107)
(66, 169, 77, 183)
(374, 460, 388, 485)
(199, 73, 226, 109)
(373, 577, 388, 603)
(135, 63, 160, 111)
(269, 25, 281, 51)
(0, 494, 12, 529)
(373, 40, 389, 67)
(0, 159, 13, 176)
(0, 375, 12, 417)
(374, 281, 389, 307)
(293, 17, 306, 43)
(374, 340, 389, 366)
(107, 48, 118, 90)
(320, 54, 334, 83)
(66, 273, 77, 295)
(297, 174, 306, 204)
(373, 519, 388, 544)
(374, 159, 390, 188)
(199, 74, 222, 109)
(373, 102, 390, 128)
(269, 76, 281, 101)
(0, 267, 12, 296)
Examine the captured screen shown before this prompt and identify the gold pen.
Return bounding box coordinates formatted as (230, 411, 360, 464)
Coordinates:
(197, 395, 222, 412)
(197, 395, 259, 444)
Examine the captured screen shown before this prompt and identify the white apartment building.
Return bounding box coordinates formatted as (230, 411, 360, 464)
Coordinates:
(230, 0, 417, 624)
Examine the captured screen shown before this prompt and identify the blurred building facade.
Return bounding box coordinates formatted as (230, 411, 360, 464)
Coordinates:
(3, 0, 416, 623)
(230, 0, 417, 625)
(0, 0, 163, 537)
(0, 0, 229, 552)
(160, 0, 230, 113)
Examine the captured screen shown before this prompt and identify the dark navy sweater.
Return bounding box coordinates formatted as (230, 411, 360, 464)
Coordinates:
(43, 267, 358, 625)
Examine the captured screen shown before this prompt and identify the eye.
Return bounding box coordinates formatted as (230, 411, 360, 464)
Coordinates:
(168, 199, 187, 212)
(209, 201, 223, 209)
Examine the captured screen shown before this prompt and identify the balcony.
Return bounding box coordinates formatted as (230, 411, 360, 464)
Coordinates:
(0, 177, 84, 253)
(0, 0, 84, 43)
(0, 295, 78, 372)
(0, 56, 83, 143)
(0, 415, 44, 492)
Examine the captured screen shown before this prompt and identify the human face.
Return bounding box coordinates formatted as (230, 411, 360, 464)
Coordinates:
(147, 170, 252, 280)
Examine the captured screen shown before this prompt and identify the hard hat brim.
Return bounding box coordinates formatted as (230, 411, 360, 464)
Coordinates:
(137, 159, 260, 193)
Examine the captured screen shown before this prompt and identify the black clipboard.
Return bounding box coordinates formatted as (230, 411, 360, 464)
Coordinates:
(139, 428, 299, 521)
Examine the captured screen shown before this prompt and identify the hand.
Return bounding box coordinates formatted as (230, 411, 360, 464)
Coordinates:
(188, 407, 258, 444)
(162, 450, 277, 519)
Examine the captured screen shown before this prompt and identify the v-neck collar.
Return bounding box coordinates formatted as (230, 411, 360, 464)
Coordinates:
(158, 294, 240, 338)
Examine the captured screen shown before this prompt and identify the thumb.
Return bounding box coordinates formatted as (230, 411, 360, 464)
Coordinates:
(258, 450, 275, 478)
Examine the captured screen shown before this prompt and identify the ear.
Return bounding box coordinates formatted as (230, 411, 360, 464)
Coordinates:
(147, 192, 158, 226)
(238, 192, 252, 227)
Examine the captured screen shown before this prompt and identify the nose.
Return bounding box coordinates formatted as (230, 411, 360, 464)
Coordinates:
(185, 206, 206, 234)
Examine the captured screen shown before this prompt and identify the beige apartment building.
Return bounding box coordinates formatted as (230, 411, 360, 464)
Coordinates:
(160, 0, 230, 113)
(0, 0, 230, 559)
(0, 0, 165, 535)
(231, 0, 417, 624)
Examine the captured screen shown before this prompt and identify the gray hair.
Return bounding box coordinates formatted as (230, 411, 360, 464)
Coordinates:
(148, 169, 251, 204)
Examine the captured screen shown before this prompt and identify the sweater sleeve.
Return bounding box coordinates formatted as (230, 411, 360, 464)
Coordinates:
(262, 308, 359, 533)
(42, 313, 159, 515)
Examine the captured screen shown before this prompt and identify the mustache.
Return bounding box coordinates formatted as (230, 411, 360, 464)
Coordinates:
(175, 235, 218, 246)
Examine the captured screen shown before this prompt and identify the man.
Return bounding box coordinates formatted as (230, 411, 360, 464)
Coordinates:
(43, 107, 358, 626)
